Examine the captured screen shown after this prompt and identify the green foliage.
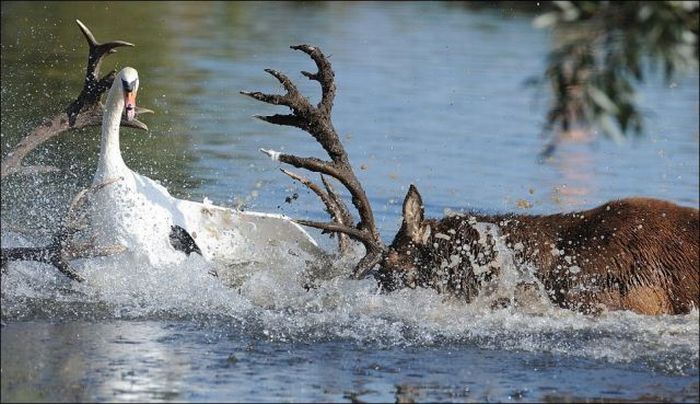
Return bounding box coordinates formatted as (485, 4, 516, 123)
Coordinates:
(532, 1, 698, 148)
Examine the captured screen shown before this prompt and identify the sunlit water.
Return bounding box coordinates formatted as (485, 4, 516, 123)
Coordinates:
(1, 2, 699, 402)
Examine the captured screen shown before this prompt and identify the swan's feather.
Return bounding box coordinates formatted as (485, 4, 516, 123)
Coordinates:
(90, 68, 323, 268)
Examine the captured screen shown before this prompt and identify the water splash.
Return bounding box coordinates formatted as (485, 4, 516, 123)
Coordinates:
(2, 227, 697, 375)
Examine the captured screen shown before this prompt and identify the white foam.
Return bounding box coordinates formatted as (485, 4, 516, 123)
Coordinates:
(1, 230, 698, 375)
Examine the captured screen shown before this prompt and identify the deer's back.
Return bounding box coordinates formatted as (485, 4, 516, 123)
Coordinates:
(517, 198, 698, 314)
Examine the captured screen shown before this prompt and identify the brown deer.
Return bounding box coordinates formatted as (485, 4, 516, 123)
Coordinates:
(243, 45, 699, 315)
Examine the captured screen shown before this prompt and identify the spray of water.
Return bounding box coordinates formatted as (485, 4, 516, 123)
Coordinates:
(2, 221, 697, 375)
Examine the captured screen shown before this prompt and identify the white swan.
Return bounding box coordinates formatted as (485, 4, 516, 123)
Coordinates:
(89, 67, 322, 268)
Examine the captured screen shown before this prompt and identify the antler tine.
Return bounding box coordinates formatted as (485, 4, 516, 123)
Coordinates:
(281, 169, 337, 215)
(68, 20, 134, 124)
(255, 114, 306, 130)
(76, 19, 134, 88)
(320, 175, 353, 254)
(354, 251, 384, 279)
(55, 178, 124, 275)
(291, 44, 336, 113)
(75, 19, 99, 47)
(261, 148, 344, 182)
(67, 177, 120, 213)
(66, 243, 127, 260)
(242, 91, 295, 108)
(62, 188, 91, 233)
(241, 68, 311, 116)
(264, 69, 304, 101)
(63, 178, 122, 234)
(0, 241, 85, 283)
(321, 175, 354, 231)
(295, 218, 383, 278)
(51, 256, 86, 283)
(295, 219, 374, 246)
(281, 169, 353, 254)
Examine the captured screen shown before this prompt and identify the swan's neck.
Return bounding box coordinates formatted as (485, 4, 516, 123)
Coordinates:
(95, 86, 128, 181)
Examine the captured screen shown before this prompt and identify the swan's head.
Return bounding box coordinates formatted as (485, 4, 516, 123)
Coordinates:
(117, 67, 139, 121)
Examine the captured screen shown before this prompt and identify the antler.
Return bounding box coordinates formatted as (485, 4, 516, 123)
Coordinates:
(242, 45, 385, 278)
(1, 19, 152, 179)
(281, 169, 353, 254)
(65, 19, 135, 124)
(1, 179, 126, 282)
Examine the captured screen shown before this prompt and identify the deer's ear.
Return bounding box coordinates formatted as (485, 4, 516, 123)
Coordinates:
(402, 184, 429, 244)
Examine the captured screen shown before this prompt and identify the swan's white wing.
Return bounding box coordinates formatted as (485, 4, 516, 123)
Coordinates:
(171, 198, 323, 263)
(127, 172, 323, 263)
(131, 172, 175, 207)
(228, 210, 319, 248)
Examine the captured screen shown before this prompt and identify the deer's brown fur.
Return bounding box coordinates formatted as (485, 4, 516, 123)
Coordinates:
(246, 44, 699, 315)
(381, 187, 699, 315)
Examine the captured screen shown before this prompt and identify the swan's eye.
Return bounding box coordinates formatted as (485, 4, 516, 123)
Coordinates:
(121, 78, 137, 92)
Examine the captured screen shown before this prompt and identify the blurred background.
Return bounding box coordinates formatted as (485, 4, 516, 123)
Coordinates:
(1, 1, 698, 245)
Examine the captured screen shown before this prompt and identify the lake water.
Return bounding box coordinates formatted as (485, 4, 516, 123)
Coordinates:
(1, 2, 698, 402)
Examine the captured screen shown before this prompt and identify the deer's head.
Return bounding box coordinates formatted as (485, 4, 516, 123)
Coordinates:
(379, 185, 499, 298)
(379, 185, 431, 290)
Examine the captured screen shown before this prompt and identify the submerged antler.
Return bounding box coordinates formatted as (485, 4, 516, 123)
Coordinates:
(242, 45, 385, 277)
(1, 180, 126, 282)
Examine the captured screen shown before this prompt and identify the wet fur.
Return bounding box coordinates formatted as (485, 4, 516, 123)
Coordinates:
(379, 189, 699, 315)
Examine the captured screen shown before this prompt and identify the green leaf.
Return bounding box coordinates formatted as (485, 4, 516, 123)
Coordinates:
(598, 114, 625, 144)
(588, 87, 620, 114)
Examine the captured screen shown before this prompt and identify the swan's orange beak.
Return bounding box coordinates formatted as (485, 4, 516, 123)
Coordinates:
(124, 90, 137, 121)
